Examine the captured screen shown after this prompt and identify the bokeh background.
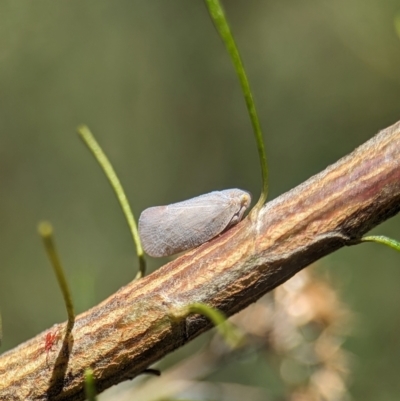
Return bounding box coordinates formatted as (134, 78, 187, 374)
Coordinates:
(1, 1, 400, 399)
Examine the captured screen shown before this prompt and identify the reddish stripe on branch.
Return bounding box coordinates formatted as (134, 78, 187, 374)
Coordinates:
(1, 121, 400, 400)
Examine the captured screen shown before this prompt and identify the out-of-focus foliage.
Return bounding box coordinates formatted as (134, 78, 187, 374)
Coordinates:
(1, 1, 400, 400)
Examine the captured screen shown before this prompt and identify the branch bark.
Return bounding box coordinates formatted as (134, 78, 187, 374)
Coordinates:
(1, 120, 400, 400)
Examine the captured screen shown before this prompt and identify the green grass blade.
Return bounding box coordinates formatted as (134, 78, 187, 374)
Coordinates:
(204, 0, 269, 209)
(78, 125, 146, 279)
(187, 303, 244, 348)
(38, 222, 75, 324)
(361, 235, 400, 252)
(84, 368, 97, 401)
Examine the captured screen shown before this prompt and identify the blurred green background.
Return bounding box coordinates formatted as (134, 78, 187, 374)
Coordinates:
(1, 0, 400, 399)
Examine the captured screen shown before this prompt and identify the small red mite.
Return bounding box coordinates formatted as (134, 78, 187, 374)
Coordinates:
(44, 329, 60, 365)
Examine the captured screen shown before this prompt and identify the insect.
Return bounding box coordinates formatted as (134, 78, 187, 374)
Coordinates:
(139, 188, 251, 257)
(44, 328, 61, 365)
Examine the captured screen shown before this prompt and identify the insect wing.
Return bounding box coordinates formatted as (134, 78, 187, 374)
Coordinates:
(139, 189, 251, 257)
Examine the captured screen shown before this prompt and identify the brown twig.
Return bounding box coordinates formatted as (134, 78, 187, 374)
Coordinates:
(110, 267, 351, 401)
(1, 121, 400, 400)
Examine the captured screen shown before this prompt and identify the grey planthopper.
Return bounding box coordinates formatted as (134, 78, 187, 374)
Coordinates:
(138, 189, 251, 257)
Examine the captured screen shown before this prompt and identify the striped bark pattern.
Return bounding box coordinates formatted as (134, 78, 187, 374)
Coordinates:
(1, 121, 400, 400)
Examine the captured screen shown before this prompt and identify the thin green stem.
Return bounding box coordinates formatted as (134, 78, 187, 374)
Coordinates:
(187, 303, 244, 348)
(361, 235, 400, 252)
(204, 0, 269, 209)
(78, 125, 146, 279)
(38, 222, 75, 324)
(84, 368, 97, 401)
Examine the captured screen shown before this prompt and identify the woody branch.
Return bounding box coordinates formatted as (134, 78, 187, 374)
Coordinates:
(1, 120, 400, 400)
